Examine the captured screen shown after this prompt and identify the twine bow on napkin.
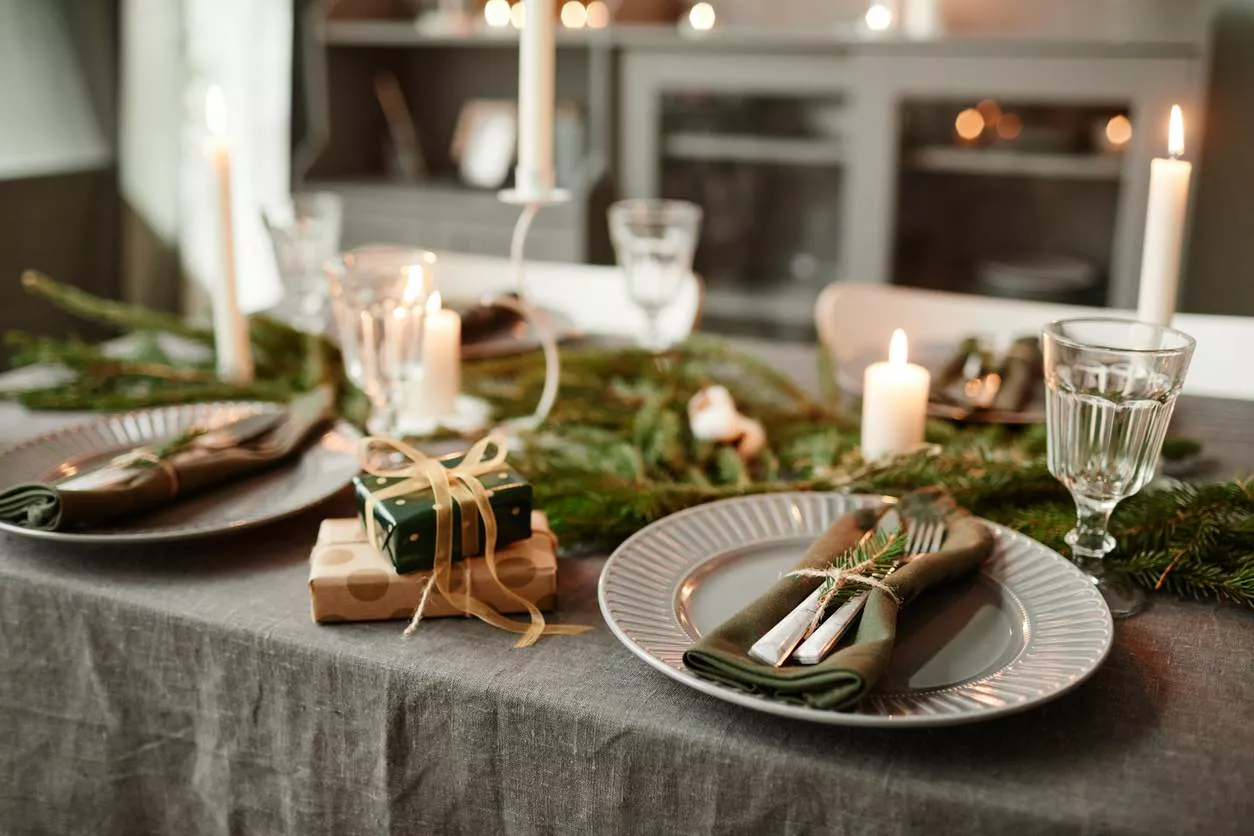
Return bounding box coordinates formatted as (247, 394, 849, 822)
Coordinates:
(358, 433, 590, 648)
(787, 534, 904, 633)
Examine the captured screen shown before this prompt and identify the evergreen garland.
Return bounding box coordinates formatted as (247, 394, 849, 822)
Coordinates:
(5, 273, 1253, 608)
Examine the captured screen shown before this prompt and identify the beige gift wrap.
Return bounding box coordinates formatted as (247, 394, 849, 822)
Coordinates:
(310, 511, 559, 623)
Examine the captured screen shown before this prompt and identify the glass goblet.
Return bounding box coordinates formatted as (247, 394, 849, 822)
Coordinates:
(608, 199, 702, 352)
(325, 246, 436, 436)
(1042, 318, 1195, 617)
(264, 191, 344, 333)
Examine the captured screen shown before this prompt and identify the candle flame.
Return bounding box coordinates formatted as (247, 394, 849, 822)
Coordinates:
(427, 290, 443, 314)
(1168, 105, 1185, 157)
(402, 266, 426, 304)
(889, 329, 908, 366)
(205, 85, 227, 136)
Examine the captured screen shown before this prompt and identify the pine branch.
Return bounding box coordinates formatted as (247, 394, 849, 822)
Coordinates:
(21, 271, 213, 342)
(8, 271, 1253, 610)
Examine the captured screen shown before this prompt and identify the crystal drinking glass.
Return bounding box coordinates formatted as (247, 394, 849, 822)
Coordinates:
(326, 246, 436, 436)
(1042, 318, 1195, 617)
(608, 199, 702, 352)
(264, 192, 344, 332)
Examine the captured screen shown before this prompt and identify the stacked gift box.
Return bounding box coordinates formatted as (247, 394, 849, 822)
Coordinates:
(309, 452, 559, 623)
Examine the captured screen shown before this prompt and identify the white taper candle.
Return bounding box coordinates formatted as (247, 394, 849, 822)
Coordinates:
(204, 85, 254, 384)
(515, 0, 556, 197)
(1137, 105, 1193, 326)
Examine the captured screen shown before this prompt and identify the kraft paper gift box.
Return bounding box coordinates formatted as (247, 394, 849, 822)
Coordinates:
(310, 511, 558, 624)
(351, 452, 533, 574)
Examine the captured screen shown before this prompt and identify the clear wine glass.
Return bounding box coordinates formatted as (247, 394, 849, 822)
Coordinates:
(264, 192, 344, 333)
(325, 246, 436, 436)
(608, 199, 702, 352)
(1042, 318, 1195, 617)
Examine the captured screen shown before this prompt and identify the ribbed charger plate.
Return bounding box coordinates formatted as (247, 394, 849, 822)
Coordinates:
(0, 402, 362, 544)
(598, 493, 1113, 727)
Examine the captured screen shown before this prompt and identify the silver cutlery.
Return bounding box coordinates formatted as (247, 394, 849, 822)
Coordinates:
(57, 409, 286, 492)
(791, 517, 947, 665)
(747, 509, 900, 666)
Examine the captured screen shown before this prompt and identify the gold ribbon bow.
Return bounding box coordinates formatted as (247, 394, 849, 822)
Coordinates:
(358, 433, 590, 648)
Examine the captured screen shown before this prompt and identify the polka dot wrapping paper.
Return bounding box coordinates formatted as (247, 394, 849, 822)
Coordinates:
(350, 452, 533, 574)
(309, 511, 559, 624)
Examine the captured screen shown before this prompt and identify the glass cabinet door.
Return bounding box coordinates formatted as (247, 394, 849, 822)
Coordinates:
(619, 52, 850, 340)
(892, 98, 1132, 306)
(658, 91, 846, 338)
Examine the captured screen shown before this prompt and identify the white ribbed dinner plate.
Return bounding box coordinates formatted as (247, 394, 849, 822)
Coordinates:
(598, 493, 1113, 727)
(0, 402, 361, 544)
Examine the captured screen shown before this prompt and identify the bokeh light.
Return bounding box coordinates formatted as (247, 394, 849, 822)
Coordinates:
(688, 2, 717, 31)
(996, 113, 1023, 140)
(1105, 114, 1133, 147)
(954, 108, 985, 141)
(586, 0, 609, 28)
(976, 99, 1002, 127)
(560, 0, 587, 28)
(865, 4, 893, 31)
(483, 0, 511, 27)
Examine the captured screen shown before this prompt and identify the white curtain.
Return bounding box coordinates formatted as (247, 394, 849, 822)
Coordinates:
(121, 0, 292, 314)
(0, 1, 111, 180)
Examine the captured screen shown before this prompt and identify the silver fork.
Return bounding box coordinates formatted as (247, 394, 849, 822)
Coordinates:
(790, 517, 946, 665)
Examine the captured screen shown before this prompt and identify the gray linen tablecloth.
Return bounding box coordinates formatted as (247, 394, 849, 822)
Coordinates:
(1, 340, 1252, 836)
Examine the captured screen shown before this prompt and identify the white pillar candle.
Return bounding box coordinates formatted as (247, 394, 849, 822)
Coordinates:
(861, 329, 930, 461)
(1137, 105, 1193, 326)
(204, 85, 254, 383)
(514, 0, 556, 197)
(419, 291, 461, 418)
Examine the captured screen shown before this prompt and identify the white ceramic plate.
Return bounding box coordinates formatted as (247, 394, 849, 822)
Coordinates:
(599, 492, 1113, 727)
(0, 402, 361, 544)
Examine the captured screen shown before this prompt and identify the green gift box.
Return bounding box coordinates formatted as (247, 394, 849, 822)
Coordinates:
(352, 452, 533, 574)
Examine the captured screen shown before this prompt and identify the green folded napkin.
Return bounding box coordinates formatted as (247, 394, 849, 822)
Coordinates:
(933, 335, 1042, 415)
(683, 498, 995, 711)
(0, 387, 335, 532)
(990, 336, 1042, 413)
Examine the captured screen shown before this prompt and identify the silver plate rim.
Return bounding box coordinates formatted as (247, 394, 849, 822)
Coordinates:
(0, 401, 362, 545)
(597, 491, 1115, 728)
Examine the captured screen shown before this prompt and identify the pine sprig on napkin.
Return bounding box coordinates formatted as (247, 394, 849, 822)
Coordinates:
(808, 530, 907, 610)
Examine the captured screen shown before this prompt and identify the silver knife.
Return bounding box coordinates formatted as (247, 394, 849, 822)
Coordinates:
(747, 509, 900, 667)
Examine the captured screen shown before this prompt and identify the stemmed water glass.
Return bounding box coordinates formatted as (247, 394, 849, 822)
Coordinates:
(325, 246, 436, 436)
(264, 192, 343, 333)
(608, 199, 702, 352)
(1042, 318, 1195, 617)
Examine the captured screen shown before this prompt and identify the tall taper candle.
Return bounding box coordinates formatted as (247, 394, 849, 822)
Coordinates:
(204, 85, 254, 383)
(1137, 105, 1192, 326)
(515, 0, 556, 197)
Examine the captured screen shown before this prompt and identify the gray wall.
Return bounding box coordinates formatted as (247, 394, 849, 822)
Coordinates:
(0, 1, 121, 364)
(1184, 0, 1254, 316)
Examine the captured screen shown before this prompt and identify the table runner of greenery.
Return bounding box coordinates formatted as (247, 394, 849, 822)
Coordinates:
(5, 272, 1252, 608)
